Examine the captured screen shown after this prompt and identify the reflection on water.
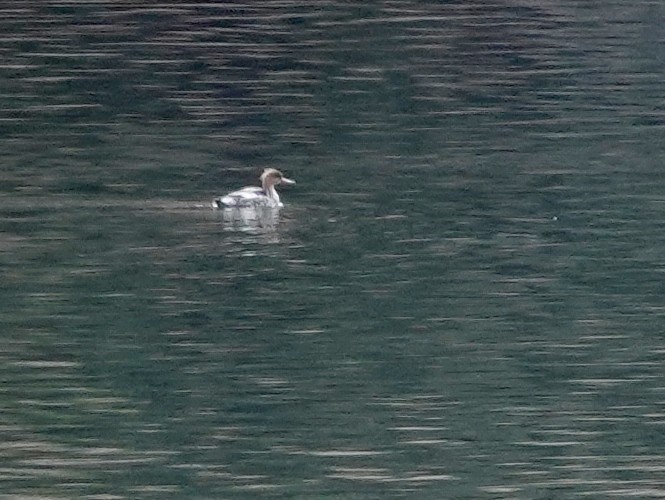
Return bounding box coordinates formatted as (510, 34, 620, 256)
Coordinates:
(2, 1, 665, 498)
(219, 206, 281, 235)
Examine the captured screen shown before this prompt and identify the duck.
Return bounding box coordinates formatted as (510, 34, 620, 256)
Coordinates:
(212, 168, 296, 209)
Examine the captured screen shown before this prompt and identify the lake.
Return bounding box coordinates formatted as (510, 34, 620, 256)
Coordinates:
(2, 1, 665, 498)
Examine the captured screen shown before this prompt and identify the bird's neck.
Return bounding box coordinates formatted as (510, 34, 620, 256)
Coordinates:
(263, 183, 279, 203)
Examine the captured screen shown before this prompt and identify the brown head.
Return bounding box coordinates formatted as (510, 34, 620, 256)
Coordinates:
(260, 168, 296, 190)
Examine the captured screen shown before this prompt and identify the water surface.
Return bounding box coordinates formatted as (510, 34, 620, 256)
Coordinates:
(2, 1, 665, 498)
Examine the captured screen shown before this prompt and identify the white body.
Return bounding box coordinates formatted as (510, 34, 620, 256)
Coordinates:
(216, 186, 282, 208)
(213, 168, 295, 209)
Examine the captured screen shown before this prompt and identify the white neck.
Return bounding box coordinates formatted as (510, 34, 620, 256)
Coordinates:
(266, 185, 280, 205)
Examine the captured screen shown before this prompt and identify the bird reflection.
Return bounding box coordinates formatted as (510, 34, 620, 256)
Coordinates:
(219, 206, 280, 233)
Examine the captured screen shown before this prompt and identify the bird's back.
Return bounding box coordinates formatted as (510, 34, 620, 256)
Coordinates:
(212, 186, 272, 208)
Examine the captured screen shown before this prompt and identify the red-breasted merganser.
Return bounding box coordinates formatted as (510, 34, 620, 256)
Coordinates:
(212, 168, 296, 209)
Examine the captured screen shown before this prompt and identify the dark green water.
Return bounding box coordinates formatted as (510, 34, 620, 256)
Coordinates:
(2, 2, 665, 498)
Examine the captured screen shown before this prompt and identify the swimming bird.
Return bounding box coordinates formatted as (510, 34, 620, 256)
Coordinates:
(212, 168, 296, 209)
